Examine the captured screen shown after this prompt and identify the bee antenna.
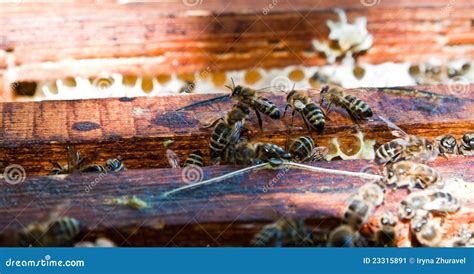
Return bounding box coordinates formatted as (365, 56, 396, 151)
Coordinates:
(231, 77, 235, 89)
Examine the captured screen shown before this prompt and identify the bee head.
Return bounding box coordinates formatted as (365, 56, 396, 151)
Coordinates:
(440, 135, 457, 149)
(463, 132, 474, 147)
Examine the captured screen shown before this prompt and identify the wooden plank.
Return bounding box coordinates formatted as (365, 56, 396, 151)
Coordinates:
(0, 1, 472, 88)
(0, 156, 472, 247)
(0, 85, 473, 176)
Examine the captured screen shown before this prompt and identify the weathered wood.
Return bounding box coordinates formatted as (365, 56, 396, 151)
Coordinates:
(0, 85, 473, 176)
(0, 156, 472, 247)
(1, 1, 473, 98)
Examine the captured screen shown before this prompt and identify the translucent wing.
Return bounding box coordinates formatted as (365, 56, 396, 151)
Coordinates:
(378, 115, 408, 138)
(166, 149, 181, 168)
(310, 146, 330, 161)
(227, 121, 244, 145)
(194, 111, 226, 128)
(294, 100, 306, 110)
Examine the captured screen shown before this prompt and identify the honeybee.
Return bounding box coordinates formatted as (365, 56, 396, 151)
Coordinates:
(373, 212, 398, 247)
(209, 103, 249, 161)
(398, 190, 460, 220)
(251, 218, 313, 247)
(343, 196, 374, 230)
(224, 139, 291, 165)
(375, 116, 438, 164)
(383, 161, 443, 190)
(285, 89, 326, 132)
(184, 150, 204, 167)
(327, 225, 367, 247)
(166, 149, 204, 168)
(49, 146, 84, 175)
(175, 80, 281, 129)
(226, 80, 282, 129)
(410, 210, 444, 247)
(459, 132, 474, 156)
(288, 136, 329, 162)
(356, 183, 385, 207)
(81, 157, 126, 173)
(436, 134, 458, 157)
(320, 85, 373, 122)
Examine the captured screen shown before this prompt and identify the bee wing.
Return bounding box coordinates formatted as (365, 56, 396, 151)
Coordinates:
(227, 121, 244, 145)
(294, 100, 306, 110)
(166, 149, 181, 168)
(194, 111, 226, 128)
(378, 115, 408, 138)
(311, 146, 330, 161)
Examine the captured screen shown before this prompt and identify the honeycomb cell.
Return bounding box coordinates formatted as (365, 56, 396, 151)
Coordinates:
(244, 70, 262, 85)
(123, 75, 138, 87)
(288, 69, 305, 81)
(141, 76, 154, 93)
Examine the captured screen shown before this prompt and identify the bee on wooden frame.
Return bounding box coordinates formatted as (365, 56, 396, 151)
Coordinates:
(251, 218, 313, 247)
(372, 212, 398, 247)
(459, 132, 474, 156)
(287, 135, 329, 162)
(435, 134, 458, 157)
(81, 156, 126, 173)
(166, 149, 204, 168)
(49, 146, 84, 175)
(176, 79, 281, 129)
(285, 89, 327, 133)
(16, 202, 82, 247)
(375, 116, 438, 165)
(382, 161, 444, 190)
(320, 85, 373, 123)
(223, 138, 291, 165)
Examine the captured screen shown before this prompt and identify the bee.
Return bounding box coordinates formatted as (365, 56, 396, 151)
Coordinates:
(327, 225, 367, 247)
(451, 228, 474, 247)
(81, 157, 126, 173)
(342, 196, 375, 230)
(399, 190, 460, 220)
(49, 146, 84, 175)
(251, 218, 313, 247)
(224, 139, 291, 165)
(288, 136, 329, 162)
(209, 103, 249, 161)
(356, 183, 385, 207)
(320, 85, 373, 122)
(373, 212, 398, 247)
(175, 79, 281, 129)
(285, 89, 326, 132)
(383, 161, 443, 190)
(436, 134, 458, 157)
(375, 116, 438, 165)
(166, 149, 204, 168)
(184, 150, 204, 167)
(18, 217, 82, 247)
(178, 80, 195, 94)
(226, 80, 282, 129)
(410, 210, 444, 247)
(459, 132, 474, 156)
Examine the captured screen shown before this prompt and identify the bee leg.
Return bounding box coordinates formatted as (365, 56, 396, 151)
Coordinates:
(253, 107, 263, 129)
(285, 110, 296, 150)
(283, 104, 290, 118)
(300, 113, 312, 134)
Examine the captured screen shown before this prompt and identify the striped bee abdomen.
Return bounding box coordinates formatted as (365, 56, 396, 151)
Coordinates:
(255, 97, 281, 119)
(302, 102, 325, 131)
(184, 150, 204, 167)
(343, 94, 373, 118)
(209, 121, 231, 156)
(48, 217, 81, 245)
(289, 136, 315, 161)
(375, 141, 404, 164)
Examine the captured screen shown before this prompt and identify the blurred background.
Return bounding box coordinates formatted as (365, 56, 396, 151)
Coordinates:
(0, 0, 472, 101)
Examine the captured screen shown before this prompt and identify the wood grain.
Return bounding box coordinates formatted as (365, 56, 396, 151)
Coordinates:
(1, 0, 473, 98)
(0, 85, 473, 176)
(0, 156, 472, 247)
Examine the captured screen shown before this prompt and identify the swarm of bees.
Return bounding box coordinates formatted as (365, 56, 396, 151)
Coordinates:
(167, 80, 472, 248)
